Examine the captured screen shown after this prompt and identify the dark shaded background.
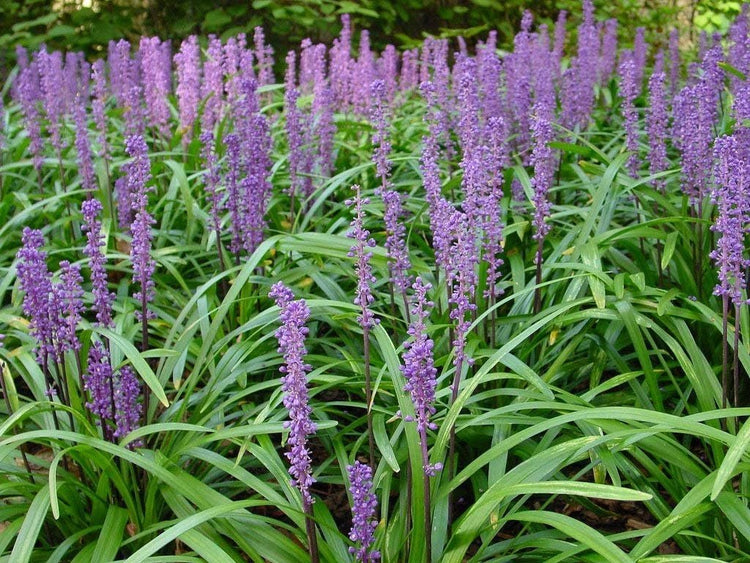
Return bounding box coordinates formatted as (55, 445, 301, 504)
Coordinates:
(0, 0, 734, 73)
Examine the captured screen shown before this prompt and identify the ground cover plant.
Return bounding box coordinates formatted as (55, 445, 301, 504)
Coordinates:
(2, 2, 750, 561)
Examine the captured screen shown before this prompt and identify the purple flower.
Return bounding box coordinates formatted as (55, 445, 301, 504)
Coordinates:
(330, 15, 354, 109)
(347, 185, 379, 329)
(199, 132, 224, 236)
(269, 282, 317, 507)
(284, 51, 303, 201)
(399, 48, 419, 92)
(224, 133, 243, 258)
(91, 60, 109, 160)
(201, 35, 225, 132)
(253, 27, 274, 89)
(84, 341, 115, 427)
(633, 27, 648, 89)
(419, 84, 456, 276)
(113, 365, 142, 444)
(37, 47, 65, 153)
(710, 133, 750, 305)
(82, 198, 115, 328)
(107, 39, 135, 105)
(347, 461, 380, 562)
(647, 53, 669, 192)
(672, 46, 723, 204)
(619, 51, 641, 177)
(401, 278, 442, 475)
(123, 135, 155, 322)
(16, 228, 55, 362)
(381, 190, 412, 294)
(668, 29, 681, 99)
(477, 32, 503, 125)
(234, 79, 272, 256)
(139, 37, 172, 139)
(506, 12, 535, 156)
(73, 94, 96, 193)
(599, 19, 619, 85)
(17, 62, 45, 178)
(311, 45, 335, 184)
(354, 31, 376, 115)
(729, 7, 750, 96)
(174, 35, 202, 145)
(561, 0, 599, 129)
(552, 10, 567, 74)
(371, 80, 392, 182)
(531, 43, 557, 244)
(57, 260, 84, 354)
(449, 214, 478, 371)
(379, 45, 399, 102)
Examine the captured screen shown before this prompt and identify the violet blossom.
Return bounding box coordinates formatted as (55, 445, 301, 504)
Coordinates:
(347, 461, 380, 562)
(269, 282, 317, 507)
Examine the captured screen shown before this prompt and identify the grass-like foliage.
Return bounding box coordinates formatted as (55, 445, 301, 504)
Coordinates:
(1, 4, 750, 562)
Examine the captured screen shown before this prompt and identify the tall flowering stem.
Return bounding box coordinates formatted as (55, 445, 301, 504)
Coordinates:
(284, 50, 303, 221)
(198, 132, 227, 296)
(711, 133, 750, 409)
(17, 228, 59, 408)
(401, 277, 442, 560)
(347, 461, 380, 563)
(347, 184, 378, 465)
(268, 282, 319, 563)
(371, 79, 411, 321)
(530, 41, 557, 314)
(446, 213, 477, 525)
(122, 134, 154, 427)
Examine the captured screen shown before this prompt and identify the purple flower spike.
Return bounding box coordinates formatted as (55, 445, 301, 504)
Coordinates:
(201, 35, 225, 132)
(139, 37, 172, 139)
(269, 282, 317, 508)
(530, 44, 557, 246)
(347, 185, 379, 329)
(91, 60, 109, 160)
(17, 62, 45, 178)
(175, 35, 202, 145)
(668, 29, 680, 99)
(17, 228, 55, 362)
(113, 365, 142, 444)
(73, 93, 96, 193)
(710, 133, 750, 305)
(331, 15, 354, 109)
(561, 0, 599, 130)
(401, 278, 443, 476)
(82, 198, 115, 328)
(84, 341, 115, 426)
(199, 132, 223, 236)
(449, 214, 478, 371)
(347, 461, 380, 562)
(254, 27, 275, 89)
(618, 51, 641, 177)
(284, 50, 303, 202)
(598, 19, 619, 85)
(122, 135, 155, 323)
(647, 53, 669, 192)
(38, 48, 65, 153)
(57, 260, 84, 354)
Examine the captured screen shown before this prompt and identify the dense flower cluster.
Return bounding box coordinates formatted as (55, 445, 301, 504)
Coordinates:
(347, 461, 380, 562)
(269, 282, 317, 507)
(347, 185, 379, 329)
(710, 134, 750, 305)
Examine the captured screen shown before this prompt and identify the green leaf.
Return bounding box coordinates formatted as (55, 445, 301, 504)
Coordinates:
(10, 484, 50, 563)
(99, 328, 169, 407)
(91, 505, 129, 563)
(711, 416, 750, 500)
(661, 231, 678, 270)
